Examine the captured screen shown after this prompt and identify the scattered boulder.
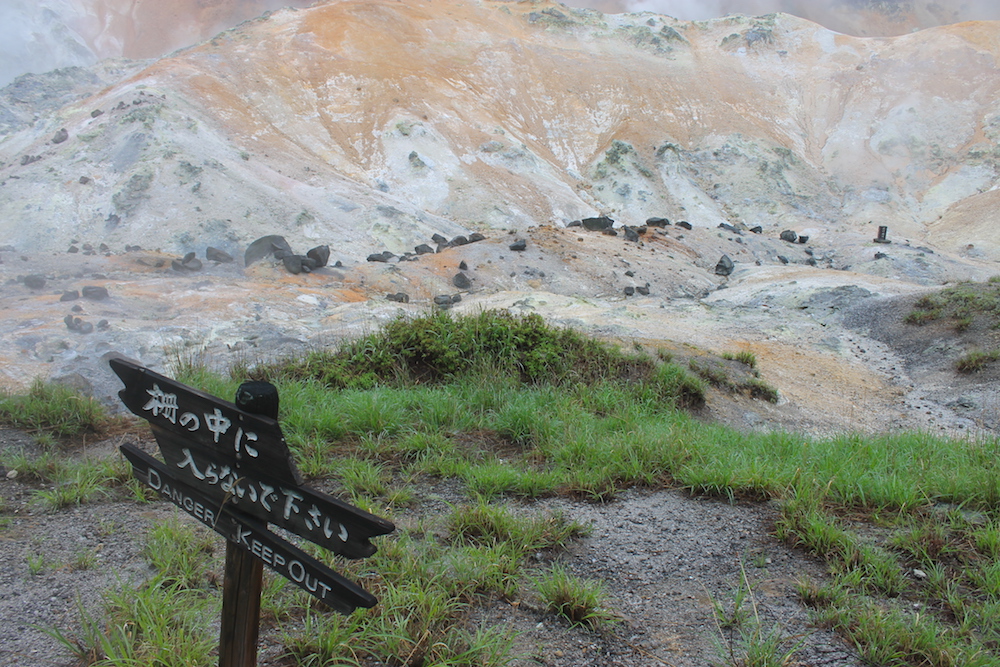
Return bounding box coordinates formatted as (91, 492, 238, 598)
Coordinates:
(67, 245, 79, 253)
(718, 222, 740, 234)
(81, 285, 109, 300)
(431, 233, 448, 246)
(306, 245, 330, 268)
(567, 220, 582, 228)
(20, 155, 41, 166)
(779, 230, 798, 243)
(206, 247, 234, 263)
(715, 255, 735, 276)
(52, 128, 69, 144)
(636, 284, 650, 296)
(60, 290, 79, 302)
(623, 226, 640, 243)
(875, 252, 889, 260)
(386, 292, 410, 303)
(450, 235, 469, 246)
(582, 216, 614, 231)
(676, 221, 692, 230)
(414, 244, 435, 255)
(245, 235, 293, 266)
(468, 232, 486, 243)
(750, 225, 763, 234)
(509, 239, 527, 252)
(798, 235, 809, 244)
(453, 272, 472, 289)
(777, 255, 789, 264)
(459, 260, 468, 271)
(433, 294, 454, 306)
(172, 252, 203, 271)
(63, 314, 93, 334)
(367, 251, 394, 263)
(22, 274, 46, 289)
(97, 319, 110, 330)
(603, 229, 618, 236)
(91, 109, 104, 118)
(282, 256, 305, 274)
(646, 217, 670, 227)
(79, 176, 91, 185)
(624, 286, 635, 296)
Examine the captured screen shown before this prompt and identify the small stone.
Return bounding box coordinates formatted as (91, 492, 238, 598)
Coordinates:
(78, 176, 91, 185)
(624, 286, 635, 296)
(913, 568, 927, 579)
(67, 245, 79, 253)
(306, 245, 330, 267)
(414, 243, 435, 255)
(459, 260, 468, 271)
(5, 469, 17, 480)
(206, 247, 234, 263)
(433, 295, 453, 306)
(60, 290, 79, 302)
(715, 254, 735, 276)
(23, 274, 46, 289)
(779, 230, 798, 243)
(90, 109, 103, 118)
(676, 221, 692, 230)
(453, 272, 472, 289)
(97, 319, 110, 330)
(509, 239, 527, 252)
(636, 285, 650, 295)
(81, 285, 109, 300)
(451, 235, 469, 246)
(52, 128, 69, 144)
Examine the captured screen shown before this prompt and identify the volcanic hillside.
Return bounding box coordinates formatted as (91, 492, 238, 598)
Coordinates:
(1, 0, 999, 262)
(0, 0, 999, 437)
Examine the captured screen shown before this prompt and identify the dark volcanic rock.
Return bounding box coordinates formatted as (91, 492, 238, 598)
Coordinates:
(81, 285, 109, 300)
(624, 286, 635, 296)
(676, 221, 692, 230)
(433, 294, 453, 306)
(414, 244, 435, 255)
(22, 274, 45, 289)
(509, 239, 527, 252)
(52, 128, 68, 144)
(636, 285, 650, 295)
(306, 245, 330, 268)
(451, 235, 469, 246)
(386, 292, 410, 303)
(780, 230, 798, 243)
(582, 216, 614, 231)
(206, 247, 234, 263)
(453, 272, 472, 289)
(245, 235, 292, 266)
(715, 255, 735, 276)
(750, 225, 763, 234)
(646, 217, 670, 227)
(623, 226, 640, 243)
(468, 232, 486, 243)
(431, 233, 448, 246)
(283, 255, 304, 274)
(60, 290, 79, 302)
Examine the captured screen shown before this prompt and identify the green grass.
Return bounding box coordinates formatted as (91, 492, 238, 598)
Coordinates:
(905, 281, 1000, 373)
(9, 309, 1000, 666)
(0, 379, 111, 436)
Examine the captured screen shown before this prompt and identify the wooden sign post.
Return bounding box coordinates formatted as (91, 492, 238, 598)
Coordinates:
(110, 358, 395, 665)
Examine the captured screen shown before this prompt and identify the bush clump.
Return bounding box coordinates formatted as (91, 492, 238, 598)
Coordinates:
(258, 310, 705, 408)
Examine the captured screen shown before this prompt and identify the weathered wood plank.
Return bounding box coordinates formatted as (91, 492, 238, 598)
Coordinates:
(121, 443, 376, 613)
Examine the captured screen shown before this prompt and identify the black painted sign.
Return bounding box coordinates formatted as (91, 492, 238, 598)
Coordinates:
(110, 357, 394, 614)
(121, 444, 375, 614)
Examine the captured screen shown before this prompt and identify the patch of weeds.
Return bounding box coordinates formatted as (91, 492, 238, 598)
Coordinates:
(69, 548, 98, 572)
(47, 578, 217, 666)
(0, 378, 110, 436)
(26, 550, 49, 575)
(904, 280, 1000, 333)
(143, 515, 219, 589)
(722, 350, 758, 369)
(956, 349, 1000, 373)
(711, 563, 806, 667)
(535, 563, 615, 630)
(447, 503, 589, 554)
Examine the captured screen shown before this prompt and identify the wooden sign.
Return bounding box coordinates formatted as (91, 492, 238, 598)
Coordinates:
(109, 355, 395, 658)
(109, 357, 394, 559)
(120, 444, 375, 614)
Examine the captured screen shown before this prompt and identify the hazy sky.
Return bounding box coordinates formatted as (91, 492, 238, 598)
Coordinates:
(2, 0, 1000, 89)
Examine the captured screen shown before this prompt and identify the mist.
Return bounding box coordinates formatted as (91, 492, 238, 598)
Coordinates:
(3, 0, 1000, 90)
(567, 0, 1000, 25)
